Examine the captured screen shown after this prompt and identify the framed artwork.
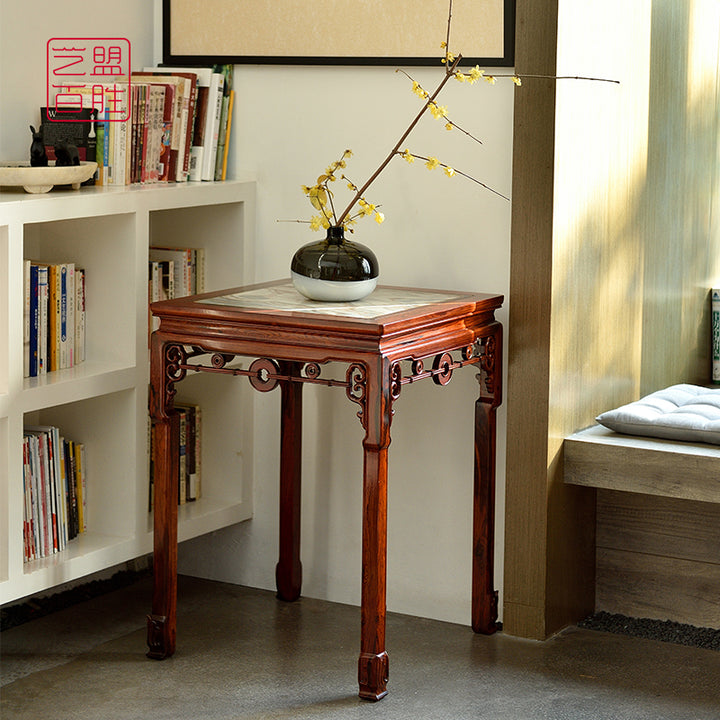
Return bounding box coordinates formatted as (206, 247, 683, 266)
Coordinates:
(163, 0, 515, 67)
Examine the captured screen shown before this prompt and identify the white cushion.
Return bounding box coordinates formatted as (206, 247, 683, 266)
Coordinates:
(596, 384, 720, 445)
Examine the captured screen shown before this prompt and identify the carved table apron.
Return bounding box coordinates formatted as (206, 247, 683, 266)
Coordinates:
(146, 279, 503, 701)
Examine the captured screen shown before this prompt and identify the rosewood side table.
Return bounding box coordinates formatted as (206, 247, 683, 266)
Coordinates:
(146, 279, 503, 701)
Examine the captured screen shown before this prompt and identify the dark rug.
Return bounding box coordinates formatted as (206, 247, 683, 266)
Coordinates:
(580, 611, 720, 651)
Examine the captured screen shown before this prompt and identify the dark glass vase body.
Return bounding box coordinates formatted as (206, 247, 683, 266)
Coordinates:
(290, 225, 379, 301)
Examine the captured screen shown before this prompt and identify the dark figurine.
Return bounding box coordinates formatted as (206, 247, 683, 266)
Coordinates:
(54, 140, 80, 166)
(29, 125, 48, 166)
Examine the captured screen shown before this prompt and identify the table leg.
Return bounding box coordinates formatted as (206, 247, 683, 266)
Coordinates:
(472, 328, 502, 634)
(357, 359, 390, 701)
(147, 340, 180, 659)
(276, 362, 303, 602)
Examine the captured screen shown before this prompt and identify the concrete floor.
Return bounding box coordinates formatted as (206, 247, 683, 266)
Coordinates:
(2, 575, 719, 720)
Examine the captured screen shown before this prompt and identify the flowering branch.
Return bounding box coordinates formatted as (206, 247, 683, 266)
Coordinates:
(299, 0, 619, 232)
(398, 150, 510, 201)
(333, 53, 464, 228)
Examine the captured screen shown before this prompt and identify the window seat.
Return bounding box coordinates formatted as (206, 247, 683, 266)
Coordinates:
(564, 424, 720, 629)
(564, 424, 720, 504)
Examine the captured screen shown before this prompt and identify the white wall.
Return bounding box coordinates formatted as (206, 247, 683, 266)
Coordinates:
(179, 63, 513, 626)
(0, 0, 514, 627)
(0, 0, 155, 160)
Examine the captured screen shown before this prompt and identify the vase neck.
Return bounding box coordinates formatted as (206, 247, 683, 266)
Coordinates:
(326, 225, 345, 243)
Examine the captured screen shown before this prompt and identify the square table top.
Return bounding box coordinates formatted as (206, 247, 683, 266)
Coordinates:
(150, 279, 503, 354)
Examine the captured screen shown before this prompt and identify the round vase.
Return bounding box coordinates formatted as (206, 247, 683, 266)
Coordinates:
(290, 225, 379, 302)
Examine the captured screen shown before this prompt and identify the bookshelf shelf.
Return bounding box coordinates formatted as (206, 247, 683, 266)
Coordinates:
(0, 180, 255, 605)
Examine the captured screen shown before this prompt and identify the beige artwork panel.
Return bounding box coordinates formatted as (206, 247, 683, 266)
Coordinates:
(168, 0, 506, 61)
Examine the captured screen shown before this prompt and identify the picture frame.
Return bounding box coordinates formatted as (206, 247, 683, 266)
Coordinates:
(163, 0, 515, 67)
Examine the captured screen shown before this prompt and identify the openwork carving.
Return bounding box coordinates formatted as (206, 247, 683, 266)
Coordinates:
(479, 335, 498, 398)
(210, 352, 234, 369)
(345, 363, 368, 428)
(303, 362, 321, 379)
(163, 344, 187, 408)
(248, 357, 281, 392)
(431, 352, 454, 386)
(390, 362, 402, 400)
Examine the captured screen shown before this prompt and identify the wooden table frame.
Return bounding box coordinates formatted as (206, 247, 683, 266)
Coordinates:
(146, 280, 503, 701)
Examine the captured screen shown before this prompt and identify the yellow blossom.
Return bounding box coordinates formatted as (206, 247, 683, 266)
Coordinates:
(401, 149, 415, 163)
(468, 66, 483, 83)
(308, 186, 328, 211)
(454, 72, 467, 83)
(309, 215, 323, 231)
(512, 76, 522, 86)
(445, 122, 453, 131)
(429, 102, 448, 119)
(425, 156, 440, 170)
(359, 199, 375, 215)
(412, 80, 429, 99)
(444, 167, 455, 177)
(483, 74, 496, 85)
(374, 212, 385, 224)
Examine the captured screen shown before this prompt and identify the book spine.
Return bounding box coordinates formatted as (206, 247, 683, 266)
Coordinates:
(220, 90, 234, 181)
(28, 264, 39, 377)
(202, 73, 224, 180)
(75, 268, 85, 364)
(178, 409, 187, 504)
(60, 264, 68, 369)
(75, 442, 85, 533)
(37, 266, 48, 375)
(24, 259, 31, 377)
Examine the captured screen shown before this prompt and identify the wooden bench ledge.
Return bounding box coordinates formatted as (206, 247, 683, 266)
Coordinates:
(564, 425, 720, 504)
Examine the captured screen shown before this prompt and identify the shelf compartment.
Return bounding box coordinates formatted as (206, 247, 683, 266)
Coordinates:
(23, 213, 137, 370)
(145, 371, 253, 536)
(149, 202, 248, 291)
(24, 388, 139, 545)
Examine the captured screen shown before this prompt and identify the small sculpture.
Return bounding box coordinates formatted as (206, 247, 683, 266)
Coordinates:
(29, 125, 48, 167)
(54, 140, 80, 167)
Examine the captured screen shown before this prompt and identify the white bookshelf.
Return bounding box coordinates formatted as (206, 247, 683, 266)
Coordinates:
(0, 180, 256, 604)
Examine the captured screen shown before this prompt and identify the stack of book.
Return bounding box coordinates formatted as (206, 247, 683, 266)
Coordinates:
(23, 425, 86, 562)
(148, 245, 205, 334)
(23, 260, 86, 378)
(148, 401, 202, 511)
(45, 64, 234, 186)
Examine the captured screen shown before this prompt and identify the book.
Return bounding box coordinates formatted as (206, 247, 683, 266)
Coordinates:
(48, 264, 59, 372)
(133, 74, 182, 181)
(75, 268, 86, 364)
(213, 65, 234, 181)
(27, 262, 39, 377)
(37, 264, 49, 374)
(132, 73, 190, 182)
(152, 66, 225, 181)
(202, 72, 225, 181)
(149, 246, 195, 297)
(75, 443, 86, 533)
(22, 424, 85, 561)
(23, 260, 31, 377)
(145, 85, 166, 183)
(148, 399, 202, 510)
(219, 90, 234, 181)
(142, 68, 201, 182)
